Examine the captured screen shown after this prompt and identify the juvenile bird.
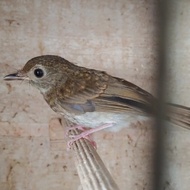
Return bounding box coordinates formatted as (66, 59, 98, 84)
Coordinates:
(4, 55, 190, 144)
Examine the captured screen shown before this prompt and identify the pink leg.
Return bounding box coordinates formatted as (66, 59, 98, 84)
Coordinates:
(67, 123, 114, 149)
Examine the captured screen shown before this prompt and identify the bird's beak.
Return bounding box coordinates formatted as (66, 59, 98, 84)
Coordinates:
(4, 71, 29, 81)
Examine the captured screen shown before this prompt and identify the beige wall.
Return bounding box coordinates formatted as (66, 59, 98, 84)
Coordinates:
(0, 0, 190, 190)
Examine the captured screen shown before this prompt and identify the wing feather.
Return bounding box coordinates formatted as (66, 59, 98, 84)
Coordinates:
(56, 71, 155, 116)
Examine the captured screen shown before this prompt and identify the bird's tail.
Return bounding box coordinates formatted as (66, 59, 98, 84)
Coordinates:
(166, 103, 190, 130)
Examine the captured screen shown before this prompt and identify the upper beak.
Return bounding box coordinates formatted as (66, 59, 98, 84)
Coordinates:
(4, 72, 29, 81)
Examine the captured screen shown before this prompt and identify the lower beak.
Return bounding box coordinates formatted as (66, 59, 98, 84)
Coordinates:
(4, 72, 28, 81)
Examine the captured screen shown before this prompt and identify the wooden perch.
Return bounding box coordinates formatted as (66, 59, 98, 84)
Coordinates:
(62, 119, 120, 190)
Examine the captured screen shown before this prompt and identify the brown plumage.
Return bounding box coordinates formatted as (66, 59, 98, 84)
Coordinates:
(4, 55, 190, 131)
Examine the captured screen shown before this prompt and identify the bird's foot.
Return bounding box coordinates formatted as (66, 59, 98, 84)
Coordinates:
(65, 125, 86, 137)
(66, 125, 96, 150)
(67, 133, 96, 150)
(67, 123, 114, 150)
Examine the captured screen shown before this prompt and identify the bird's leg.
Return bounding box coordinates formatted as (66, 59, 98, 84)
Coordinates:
(67, 123, 114, 149)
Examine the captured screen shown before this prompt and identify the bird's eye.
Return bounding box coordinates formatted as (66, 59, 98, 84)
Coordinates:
(34, 68, 44, 78)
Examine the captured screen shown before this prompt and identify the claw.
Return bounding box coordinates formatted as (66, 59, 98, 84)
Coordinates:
(65, 125, 86, 137)
(67, 135, 97, 150)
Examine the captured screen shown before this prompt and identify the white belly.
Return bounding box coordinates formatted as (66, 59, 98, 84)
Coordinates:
(74, 112, 148, 132)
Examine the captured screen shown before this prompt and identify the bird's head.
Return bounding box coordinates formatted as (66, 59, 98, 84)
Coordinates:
(4, 55, 73, 94)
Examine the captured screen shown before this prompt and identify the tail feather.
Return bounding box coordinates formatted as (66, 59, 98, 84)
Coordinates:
(166, 103, 190, 130)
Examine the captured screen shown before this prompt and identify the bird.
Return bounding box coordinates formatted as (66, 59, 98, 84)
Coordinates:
(4, 55, 190, 146)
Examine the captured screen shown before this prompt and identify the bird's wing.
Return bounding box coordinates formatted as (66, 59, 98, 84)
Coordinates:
(56, 72, 155, 116)
(93, 77, 155, 116)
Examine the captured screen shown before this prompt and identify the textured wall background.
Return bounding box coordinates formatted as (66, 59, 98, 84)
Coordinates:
(0, 0, 190, 190)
